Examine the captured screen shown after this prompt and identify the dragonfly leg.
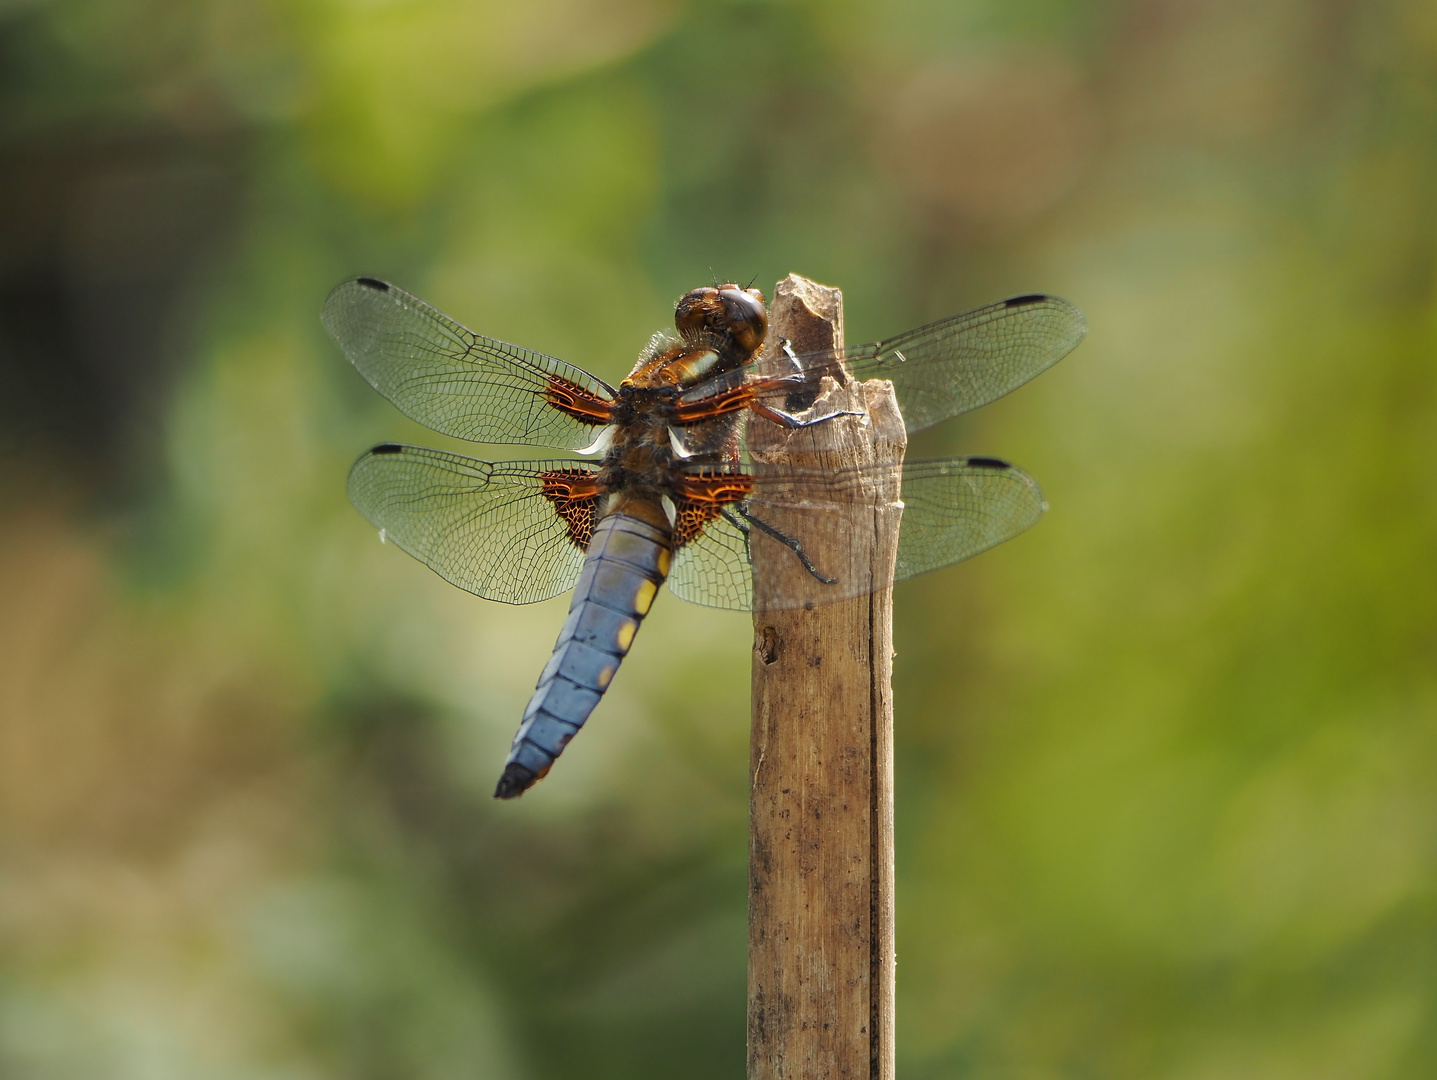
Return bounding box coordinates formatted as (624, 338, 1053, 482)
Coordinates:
(733, 506, 837, 585)
(720, 507, 754, 565)
(753, 338, 858, 419)
(750, 400, 867, 430)
(778, 338, 803, 376)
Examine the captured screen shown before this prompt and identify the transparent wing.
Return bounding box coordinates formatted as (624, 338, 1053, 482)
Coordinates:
(666, 456, 1046, 612)
(324, 278, 617, 450)
(844, 295, 1085, 431)
(347, 444, 595, 604)
(891, 457, 1047, 581)
(667, 507, 754, 611)
(684, 294, 1084, 435)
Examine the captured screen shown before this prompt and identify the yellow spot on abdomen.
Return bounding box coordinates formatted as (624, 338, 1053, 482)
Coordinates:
(597, 665, 616, 688)
(616, 619, 637, 652)
(633, 578, 657, 616)
(656, 547, 672, 576)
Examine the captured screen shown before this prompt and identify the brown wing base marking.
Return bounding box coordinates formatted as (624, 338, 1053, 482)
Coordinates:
(672, 381, 755, 423)
(672, 371, 812, 425)
(540, 470, 605, 549)
(674, 470, 754, 546)
(544, 375, 614, 425)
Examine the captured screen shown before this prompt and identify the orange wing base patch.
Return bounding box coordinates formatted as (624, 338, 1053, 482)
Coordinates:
(672, 371, 808, 425)
(541, 470, 604, 549)
(545, 376, 614, 425)
(674, 470, 754, 546)
(671, 383, 753, 424)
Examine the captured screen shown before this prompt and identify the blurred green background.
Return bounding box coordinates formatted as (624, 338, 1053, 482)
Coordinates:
(2, 0, 1436, 1076)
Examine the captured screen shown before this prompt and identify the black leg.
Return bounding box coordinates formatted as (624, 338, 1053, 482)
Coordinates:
(774, 337, 866, 419)
(760, 338, 869, 423)
(763, 405, 867, 429)
(735, 507, 837, 585)
(721, 507, 754, 565)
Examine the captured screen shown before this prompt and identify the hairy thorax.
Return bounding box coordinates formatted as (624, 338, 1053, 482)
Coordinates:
(598, 327, 757, 527)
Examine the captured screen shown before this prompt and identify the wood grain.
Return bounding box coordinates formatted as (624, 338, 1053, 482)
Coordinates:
(748, 274, 904, 1079)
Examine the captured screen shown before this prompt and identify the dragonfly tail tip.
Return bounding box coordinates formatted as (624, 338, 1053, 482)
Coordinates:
(494, 762, 537, 800)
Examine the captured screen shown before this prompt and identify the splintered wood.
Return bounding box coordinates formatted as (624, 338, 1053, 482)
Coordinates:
(748, 275, 904, 1080)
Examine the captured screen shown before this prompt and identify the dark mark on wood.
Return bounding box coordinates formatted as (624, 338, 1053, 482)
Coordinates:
(757, 626, 782, 665)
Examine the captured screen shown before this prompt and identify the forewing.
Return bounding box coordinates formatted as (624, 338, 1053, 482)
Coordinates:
(324, 278, 616, 450)
(348, 445, 594, 604)
(735, 294, 1085, 434)
(665, 456, 1046, 611)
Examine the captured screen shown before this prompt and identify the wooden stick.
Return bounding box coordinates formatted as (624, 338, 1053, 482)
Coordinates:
(748, 275, 905, 1080)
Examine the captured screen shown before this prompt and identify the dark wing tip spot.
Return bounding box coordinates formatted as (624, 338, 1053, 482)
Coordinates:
(371, 443, 404, 454)
(966, 455, 1010, 469)
(356, 277, 391, 292)
(1004, 293, 1048, 308)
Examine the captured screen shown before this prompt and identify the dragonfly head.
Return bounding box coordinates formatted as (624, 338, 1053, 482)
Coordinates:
(674, 284, 768, 357)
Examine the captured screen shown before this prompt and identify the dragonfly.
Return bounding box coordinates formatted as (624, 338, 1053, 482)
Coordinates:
(324, 277, 1085, 798)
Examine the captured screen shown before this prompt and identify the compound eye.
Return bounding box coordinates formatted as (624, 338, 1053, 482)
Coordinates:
(674, 287, 719, 336)
(719, 288, 768, 352)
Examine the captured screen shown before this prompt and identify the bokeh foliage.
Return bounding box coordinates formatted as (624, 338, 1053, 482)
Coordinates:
(3, 0, 1437, 1077)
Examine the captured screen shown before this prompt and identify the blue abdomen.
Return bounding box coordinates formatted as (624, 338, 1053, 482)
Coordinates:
(495, 511, 671, 798)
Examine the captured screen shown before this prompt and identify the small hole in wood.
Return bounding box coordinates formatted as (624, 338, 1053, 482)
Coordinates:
(756, 625, 781, 665)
